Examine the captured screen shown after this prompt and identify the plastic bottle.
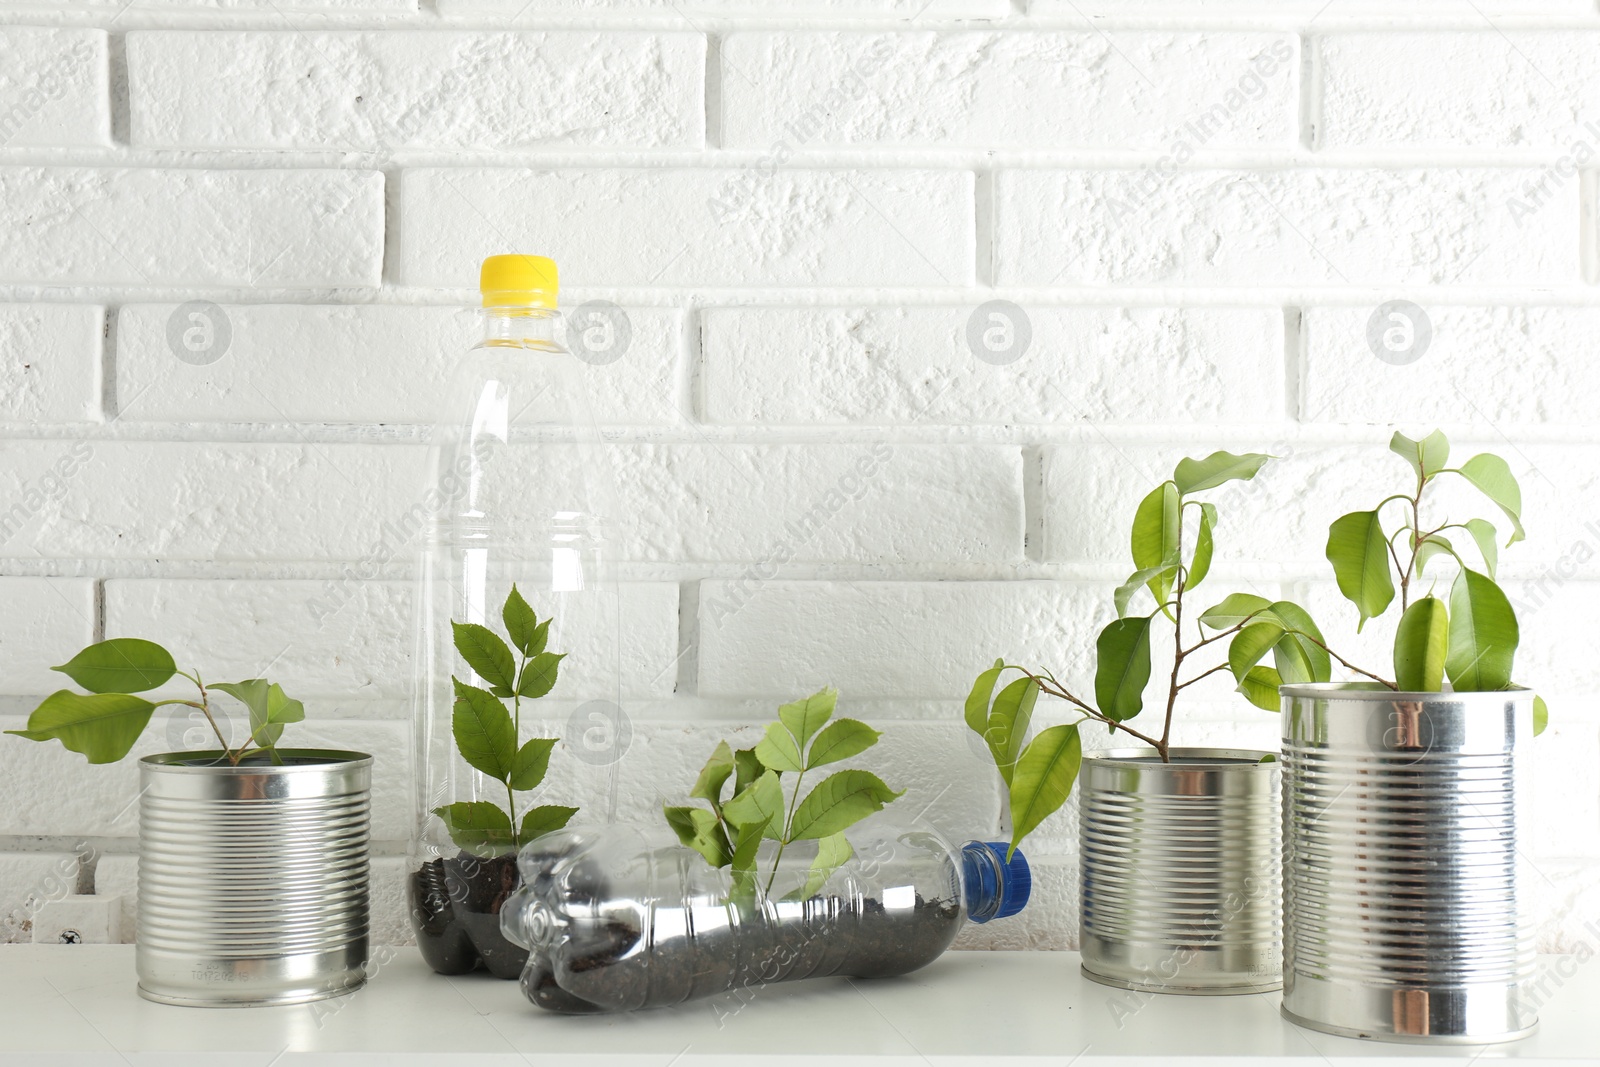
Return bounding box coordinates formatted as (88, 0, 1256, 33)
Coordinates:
(408, 255, 622, 979)
(500, 823, 1031, 1013)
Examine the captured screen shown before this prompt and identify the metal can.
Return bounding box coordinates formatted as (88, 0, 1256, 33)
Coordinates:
(137, 749, 372, 1007)
(1280, 684, 1536, 1044)
(1079, 747, 1281, 994)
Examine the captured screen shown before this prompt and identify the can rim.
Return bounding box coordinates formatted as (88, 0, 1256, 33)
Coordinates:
(1085, 746, 1275, 768)
(1277, 682, 1534, 702)
(140, 749, 373, 773)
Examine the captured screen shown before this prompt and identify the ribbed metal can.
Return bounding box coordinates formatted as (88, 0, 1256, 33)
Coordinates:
(1079, 747, 1281, 994)
(1281, 684, 1536, 1044)
(137, 749, 372, 1007)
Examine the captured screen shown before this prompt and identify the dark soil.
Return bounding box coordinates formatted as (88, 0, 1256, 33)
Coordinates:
(409, 853, 528, 979)
(523, 860, 964, 1013)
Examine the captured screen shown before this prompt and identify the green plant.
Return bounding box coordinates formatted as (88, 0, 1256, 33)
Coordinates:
(968, 452, 1332, 856)
(433, 585, 578, 854)
(1318, 430, 1546, 730)
(5, 637, 304, 765)
(664, 688, 902, 907)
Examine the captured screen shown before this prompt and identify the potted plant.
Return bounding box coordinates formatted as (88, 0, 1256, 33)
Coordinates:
(5, 638, 370, 1006)
(502, 688, 1030, 1013)
(409, 585, 580, 979)
(967, 451, 1328, 994)
(1275, 431, 1545, 1044)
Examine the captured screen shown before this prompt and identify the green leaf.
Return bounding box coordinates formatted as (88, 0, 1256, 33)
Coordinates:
(1198, 593, 1272, 630)
(1446, 568, 1519, 691)
(1394, 596, 1449, 692)
(450, 679, 517, 782)
(1007, 724, 1081, 859)
(724, 770, 785, 841)
(665, 805, 732, 868)
(1262, 602, 1332, 684)
(728, 815, 771, 911)
(786, 832, 853, 902)
(1173, 451, 1272, 495)
(690, 740, 736, 809)
(517, 652, 565, 699)
(1325, 510, 1396, 631)
(1414, 536, 1454, 578)
(778, 688, 836, 747)
(451, 622, 516, 690)
(1228, 622, 1284, 682)
(1114, 565, 1176, 618)
(1094, 615, 1153, 722)
(508, 737, 557, 791)
(805, 718, 882, 769)
(732, 748, 762, 795)
(788, 834, 852, 901)
(502, 585, 543, 657)
(52, 638, 176, 694)
(1463, 518, 1500, 579)
(213, 679, 304, 750)
(1457, 454, 1525, 545)
(789, 770, 903, 842)
(1390, 430, 1450, 482)
(1238, 666, 1283, 712)
(1130, 481, 1181, 605)
(1187, 502, 1218, 590)
(6, 690, 155, 764)
(431, 801, 514, 851)
(986, 676, 1038, 784)
(518, 805, 578, 846)
(754, 721, 805, 773)
(964, 660, 1005, 736)
(1533, 694, 1548, 736)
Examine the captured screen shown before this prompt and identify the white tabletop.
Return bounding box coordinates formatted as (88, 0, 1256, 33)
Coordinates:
(1, 945, 1593, 1064)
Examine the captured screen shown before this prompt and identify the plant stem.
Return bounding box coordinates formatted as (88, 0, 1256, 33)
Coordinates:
(508, 651, 526, 842)
(183, 672, 238, 764)
(1176, 663, 1231, 690)
(765, 763, 807, 898)
(1284, 629, 1397, 689)
(1026, 674, 1167, 752)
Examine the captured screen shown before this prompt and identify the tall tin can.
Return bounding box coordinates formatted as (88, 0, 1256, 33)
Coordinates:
(137, 749, 372, 1007)
(1079, 748, 1281, 994)
(1281, 684, 1536, 1044)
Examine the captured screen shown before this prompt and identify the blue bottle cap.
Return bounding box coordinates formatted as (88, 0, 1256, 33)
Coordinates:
(961, 841, 1031, 923)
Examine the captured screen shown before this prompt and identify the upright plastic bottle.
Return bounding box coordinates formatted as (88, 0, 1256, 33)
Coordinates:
(500, 822, 1031, 1013)
(409, 255, 621, 978)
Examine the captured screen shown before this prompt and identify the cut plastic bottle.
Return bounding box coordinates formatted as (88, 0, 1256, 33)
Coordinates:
(500, 822, 1031, 1013)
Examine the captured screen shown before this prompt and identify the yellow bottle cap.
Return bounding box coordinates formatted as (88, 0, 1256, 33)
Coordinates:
(480, 254, 558, 308)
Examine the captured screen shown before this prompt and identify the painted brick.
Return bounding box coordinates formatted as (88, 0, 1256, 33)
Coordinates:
(723, 32, 1295, 150)
(697, 581, 1113, 699)
(397, 168, 974, 289)
(0, 717, 408, 841)
(1318, 33, 1600, 149)
(994, 169, 1579, 287)
(105, 578, 680, 701)
(128, 31, 703, 151)
(115, 304, 683, 425)
(0, 168, 382, 288)
(0, 442, 1017, 564)
(492, 443, 1022, 563)
(702, 306, 1282, 425)
(0, 29, 108, 149)
(0, 580, 95, 697)
(439, 0, 1005, 15)
(1303, 306, 1600, 426)
(0, 305, 100, 424)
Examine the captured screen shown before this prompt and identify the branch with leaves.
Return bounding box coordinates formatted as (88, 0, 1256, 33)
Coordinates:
(432, 585, 579, 854)
(5, 637, 305, 766)
(1319, 429, 1546, 731)
(967, 451, 1328, 854)
(665, 688, 902, 910)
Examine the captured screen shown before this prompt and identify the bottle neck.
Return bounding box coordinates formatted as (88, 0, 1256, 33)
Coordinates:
(479, 305, 560, 350)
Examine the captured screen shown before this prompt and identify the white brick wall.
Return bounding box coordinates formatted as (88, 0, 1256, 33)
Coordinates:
(2, 6, 1597, 961)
